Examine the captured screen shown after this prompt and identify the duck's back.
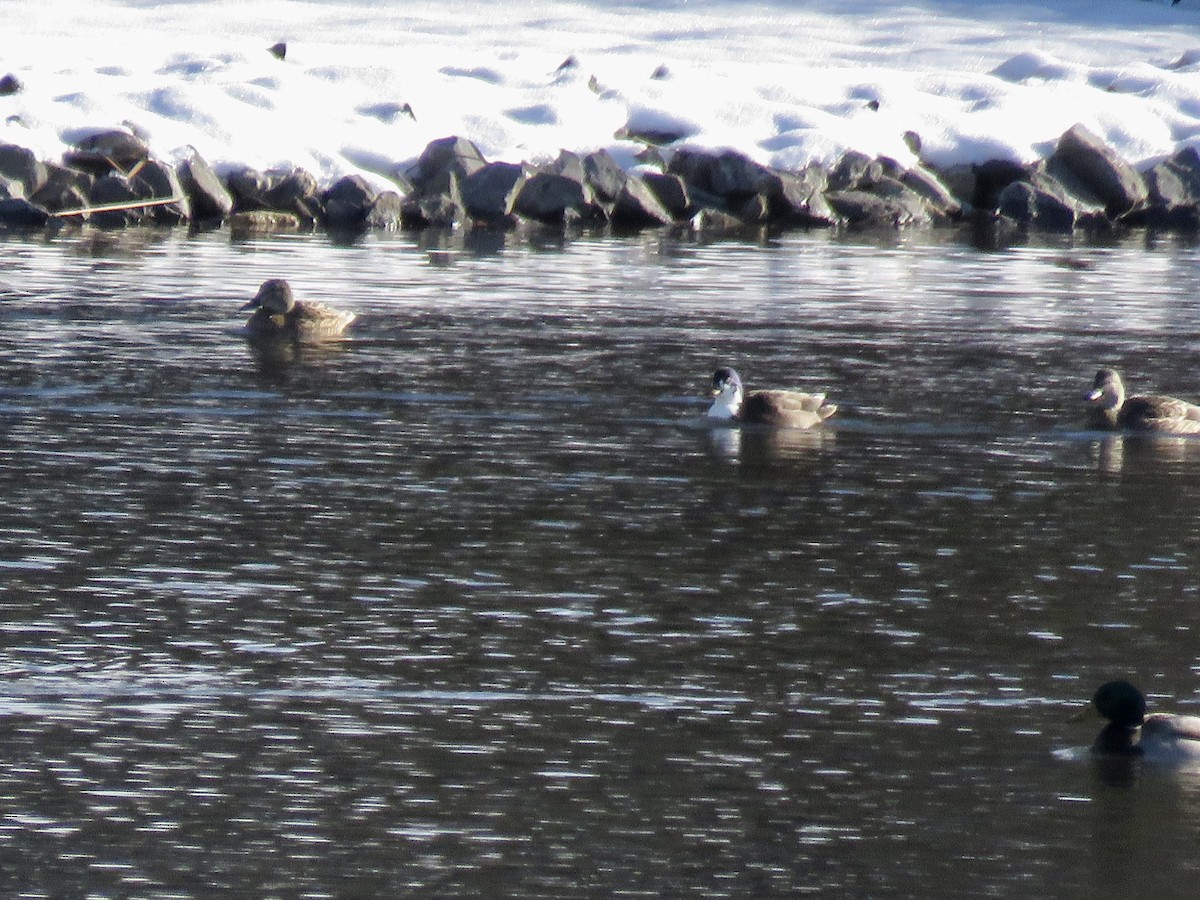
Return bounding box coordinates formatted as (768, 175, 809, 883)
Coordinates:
(292, 300, 356, 341)
(743, 389, 836, 428)
(1119, 395, 1200, 433)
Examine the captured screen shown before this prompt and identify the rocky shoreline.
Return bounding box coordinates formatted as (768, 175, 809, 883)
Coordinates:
(2, 122, 1199, 237)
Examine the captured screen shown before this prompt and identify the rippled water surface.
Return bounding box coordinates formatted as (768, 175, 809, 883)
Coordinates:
(4, 225, 1200, 897)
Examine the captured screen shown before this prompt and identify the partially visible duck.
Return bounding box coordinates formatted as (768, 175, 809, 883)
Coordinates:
(706, 367, 836, 429)
(1090, 680, 1200, 765)
(1086, 368, 1200, 434)
(243, 279, 355, 342)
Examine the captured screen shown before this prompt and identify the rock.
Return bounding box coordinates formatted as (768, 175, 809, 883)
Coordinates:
(828, 151, 885, 191)
(408, 136, 488, 190)
(29, 164, 91, 216)
(264, 167, 323, 222)
(366, 191, 405, 230)
(87, 173, 145, 227)
(512, 170, 601, 225)
(1136, 146, 1200, 228)
(0, 74, 22, 96)
(225, 166, 272, 211)
(63, 129, 151, 175)
(769, 165, 838, 225)
(900, 165, 963, 219)
(996, 178, 1079, 231)
(132, 159, 190, 224)
(401, 192, 462, 229)
(610, 175, 675, 228)
(228, 210, 302, 233)
(1050, 123, 1148, 218)
(970, 159, 1027, 210)
(323, 174, 378, 229)
(668, 148, 775, 200)
(268, 42, 287, 60)
(690, 207, 750, 234)
(177, 148, 233, 222)
(641, 172, 691, 219)
(0, 143, 47, 197)
(462, 161, 526, 223)
(0, 198, 49, 228)
(825, 186, 929, 228)
(582, 149, 627, 202)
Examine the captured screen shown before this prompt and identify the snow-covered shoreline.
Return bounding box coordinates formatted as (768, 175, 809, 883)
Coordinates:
(3, 0, 1200, 190)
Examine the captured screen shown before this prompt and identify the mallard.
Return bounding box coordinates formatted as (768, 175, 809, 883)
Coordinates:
(1086, 368, 1200, 433)
(1090, 680, 1200, 764)
(706, 367, 836, 428)
(242, 278, 355, 342)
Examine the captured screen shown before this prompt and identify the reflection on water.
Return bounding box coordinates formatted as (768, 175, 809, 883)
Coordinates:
(4, 226, 1200, 895)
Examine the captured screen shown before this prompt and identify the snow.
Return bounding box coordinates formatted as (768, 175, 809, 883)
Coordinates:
(1, 0, 1199, 189)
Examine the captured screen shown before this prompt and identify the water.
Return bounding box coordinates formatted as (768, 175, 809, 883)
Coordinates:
(3, 224, 1200, 897)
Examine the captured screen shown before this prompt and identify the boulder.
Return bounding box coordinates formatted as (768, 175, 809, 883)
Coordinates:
(1049, 123, 1147, 218)
(132, 159, 190, 224)
(29, 163, 91, 216)
(87, 173, 146, 227)
(63, 129, 151, 175)
(668, 148, 775, 200)
(582, 149, 628, 203)
(177, 149, 233, 222)
(901, 165, 964, 219)
(408, 136, 487, 190)
(264, 167, 323, 222)
(462, 161, 526, 223)
(401, 192, 463, 229)
(641, 172, 691, 219)
(828, 150, 884, 191)
(1137, 146, 1200, 228)
(323, 174, 378, 229)
(228, 210, 302, 233)
(996, 178, 1078, 231)
(0, 74, 22, 96)
(366, 191, 405, 230)
(610, 175, 675, 228)
(825, 185, 929, 228)
(0, 198, 49, 227)
(970, 159, 1028, 210)
(0, 144, 47, 198)
(225, 166, 273, 211)
(512, 170, 601, 224)
(769, 165, 838, 225)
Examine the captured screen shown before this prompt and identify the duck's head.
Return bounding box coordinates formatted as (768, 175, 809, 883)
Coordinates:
(243, 279, 296, 315)
(1093, 679, 1147, 729)
(1087, 368, 1125, 411)
(708, 367, 744, 419)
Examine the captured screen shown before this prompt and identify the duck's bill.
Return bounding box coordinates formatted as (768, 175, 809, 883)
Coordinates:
(1086, 389, 1103, 402)
(241, 299, 261, 310)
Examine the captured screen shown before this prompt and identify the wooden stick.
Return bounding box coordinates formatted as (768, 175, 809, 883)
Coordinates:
(51, 195, 185, 218)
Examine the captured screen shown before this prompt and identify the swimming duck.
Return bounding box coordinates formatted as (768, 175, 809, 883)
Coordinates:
(243, 278, 355, 342)
(706, 367, 836, 428)
(1090, 680, 1200, 764)
(1086, 368, 1200, 434)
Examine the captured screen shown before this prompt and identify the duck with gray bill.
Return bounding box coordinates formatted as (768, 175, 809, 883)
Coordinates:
(1086, 368, 1200, 433)
(243, 278, 356, 342)
(707, 367, 836, 428)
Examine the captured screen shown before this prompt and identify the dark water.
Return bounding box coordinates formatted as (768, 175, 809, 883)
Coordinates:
(3, 225, 1200, 897)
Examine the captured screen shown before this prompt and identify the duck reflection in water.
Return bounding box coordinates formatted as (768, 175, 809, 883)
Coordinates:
(705, 421, 835, 464)
(1088, 433, 1200, 475)
(1087, 680, 1200, 779)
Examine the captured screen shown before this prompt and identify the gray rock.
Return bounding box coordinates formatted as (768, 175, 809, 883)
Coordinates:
(0, 143, 47, 198)
(512, 170, 601, 225)
(323, 174, 378, 229)
(1138, 146, 1200, 228)
(177, 149, 233, 222)
(582, 149, 627, 202)
(132, 159, 190, 224)
(610, 175, 675, 228)
(828, 151, 884, 191)
(825, 186, 929, 228)
(462, 162, 526, 222)
(366, 191, 405, 230)
(402, 192, 463, 229)
(641, 172, 691, 219)
(668, 148, 775, 200)
(0, 198, 49, 228)
(996, 179, 1078, 231)
(264, 168, 323, 223)
(900, 165, 963, 219)
(64, 129, 151, 175)
(228, 210, 302, 233)
(87, 173, 145, 227)
(770, 165, 838, 225)
(408, 136, 487, 190)
(0, 74, 22, 96)
(29, 164, 91, 216)
(225, 166, 272, 211)
(970, 159, 1028, 210)
(1050, 123, 1147, 218)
